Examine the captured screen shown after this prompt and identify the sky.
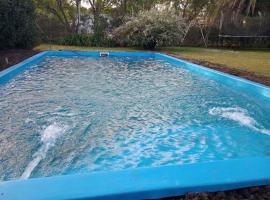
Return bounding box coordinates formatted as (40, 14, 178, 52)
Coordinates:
(81, 1, 90, 8)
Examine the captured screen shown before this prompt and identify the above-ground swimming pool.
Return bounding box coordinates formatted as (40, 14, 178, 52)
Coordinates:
(0, 51, 270, 200)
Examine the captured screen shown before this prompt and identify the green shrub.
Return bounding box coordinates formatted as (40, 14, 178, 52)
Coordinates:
(60, 34, 93, 46)
(59, 33, 117, 47)
(103, 36, 117, 47)
(113, 9, 187, 49)
(0, 0, 37, 49)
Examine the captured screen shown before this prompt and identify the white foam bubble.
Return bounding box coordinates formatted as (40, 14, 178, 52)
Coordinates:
(209, 107, 270, 136)
(41, 123, 63, 144)
(21, 123, 65, 179)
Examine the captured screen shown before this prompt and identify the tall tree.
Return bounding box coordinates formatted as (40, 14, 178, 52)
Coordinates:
(110, 0, 161, 28)
(87, 0, 113, 34)
(75, 0, 81, 33)
(0, 0, 37, 49)
(84, 0, 115, 45)
(36, 0, 77, 33)
(207, 0, 263, 27)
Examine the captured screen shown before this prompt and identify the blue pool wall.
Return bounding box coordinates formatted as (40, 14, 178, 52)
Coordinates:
(0, 50, 270, 200)
(1, 157, 270, 200)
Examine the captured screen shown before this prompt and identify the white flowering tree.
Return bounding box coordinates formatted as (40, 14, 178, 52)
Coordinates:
(113, 9, 187, 49)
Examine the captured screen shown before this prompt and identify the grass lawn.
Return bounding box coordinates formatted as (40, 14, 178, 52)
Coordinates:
(35, 44, 270, 78)
(163, 47, 270, 77)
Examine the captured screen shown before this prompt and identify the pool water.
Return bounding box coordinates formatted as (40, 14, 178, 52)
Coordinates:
(0, 56, 270, 181)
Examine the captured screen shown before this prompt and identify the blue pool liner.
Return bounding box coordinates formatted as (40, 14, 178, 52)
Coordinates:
(0, 50, 270, 200)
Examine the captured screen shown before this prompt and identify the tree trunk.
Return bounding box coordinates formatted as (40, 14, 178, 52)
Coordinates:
(76, 0, 81, 33)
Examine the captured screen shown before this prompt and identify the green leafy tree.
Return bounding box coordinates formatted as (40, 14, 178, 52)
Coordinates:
(36, 0, 77, 33)
(207, 0, 269, 26)
(164, 0, 211, 21)
(110, 0, 160, 27)
(113, 8, 187, 49)
(34, 0, 90, 42)
(85, 0, 114, 45)
(0, 0, 37, 49)
(205, 0, 270, 36)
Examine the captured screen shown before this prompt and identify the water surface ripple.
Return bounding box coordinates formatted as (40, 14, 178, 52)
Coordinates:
(0, 56, 270, 181)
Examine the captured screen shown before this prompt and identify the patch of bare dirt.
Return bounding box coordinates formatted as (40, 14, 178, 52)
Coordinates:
(163, 186, 270, 200)
(0, 49, 39, 71)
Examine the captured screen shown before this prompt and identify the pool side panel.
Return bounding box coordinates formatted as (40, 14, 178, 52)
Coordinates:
(0, 157, 270, 200)
(155, 53, 270, 100)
